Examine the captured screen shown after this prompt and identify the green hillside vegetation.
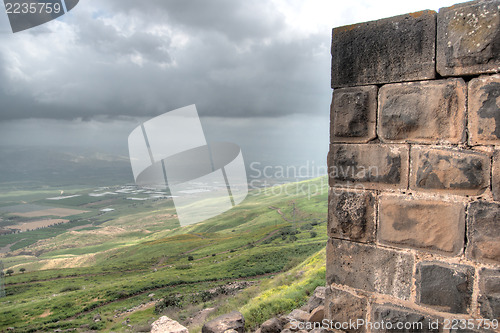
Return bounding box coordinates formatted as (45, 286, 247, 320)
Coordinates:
(0, 177, 328, 332)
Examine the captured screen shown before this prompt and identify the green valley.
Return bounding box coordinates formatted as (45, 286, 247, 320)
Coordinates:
(0, 177, 328, 332)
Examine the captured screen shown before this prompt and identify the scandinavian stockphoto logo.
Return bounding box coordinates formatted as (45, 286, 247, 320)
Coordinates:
(128, 105, 248, 226)
(4, 0, 79, 33)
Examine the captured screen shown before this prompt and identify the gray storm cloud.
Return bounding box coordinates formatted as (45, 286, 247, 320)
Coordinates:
(0, 0, 331, 121)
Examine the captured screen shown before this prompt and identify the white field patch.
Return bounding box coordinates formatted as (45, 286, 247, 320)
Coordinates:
(46, 195, 81, 200)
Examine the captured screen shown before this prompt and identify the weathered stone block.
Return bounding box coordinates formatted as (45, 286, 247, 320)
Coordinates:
(410, 146, 490, 195)
(331, 11, 436, 88)
(437, 1, 500, 76)
(466, 201, 500, 264)
(325, 287, 367, 333)
(378, 194, 465, 256)
(416, 262, 474, 314)
(305, 286, 326, 313)
(329, 144, 409, 190)
(378, 79, 467, 144)
(328, 189, 376, 243)
(371, 304, 440, 332)
(326, 238, 413, 300)
(468, 74, 500, 145)
(331, 86, 377, 143)
(478, 268, 500, 320)
(202, 311, 244, 333)
(494, 150, 500, 201)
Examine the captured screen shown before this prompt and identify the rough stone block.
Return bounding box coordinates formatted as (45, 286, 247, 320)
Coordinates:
(466, 201, 500, 264)
(331, 11, 436, 88)
(437, 1, 500, 76)
(305, 286, 326, 313)
(328, 188, 376, 243)
(478, 268, 500, 320)
(371, 304, 440, 332)
(410, 146, 490, 195)
(329, 144, 409, 190)
(416, 262, 474, 314)
(494, 150, 500, 201)
(202, 311, 244, 333)
(326, 238, 414, 300)
(378, 79, 467, 144)
(331, 86, 377, 143)
(325, 287, 367, 333)
(378, 194, 465, 256)
(468, 74, 500, 145)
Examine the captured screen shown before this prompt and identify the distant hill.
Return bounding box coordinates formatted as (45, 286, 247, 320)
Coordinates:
(0, 146, 133, 187)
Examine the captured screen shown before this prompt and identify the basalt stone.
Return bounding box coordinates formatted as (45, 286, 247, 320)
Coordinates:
(466, 201, 500, 264)
(202, 311, 244, 333)
(378, 79, 467, 144)
(416, 262, 474, 314)
(331, 85, 377, 143)
(260, 317, 283, 333)
(371, 304, 440, 332)
(328, 144, 409, 190)
(468, 74, 500, 145)
(437, 0, 500, 76)
(326, 238, 413, 300)
(378, 194, 465, 256)
(325, 287, 367, 333)
(478, 268, 500, 320)
(306, 286, 327, 313)
(332, 11, 436, 88)
(328, 188, 376, 243)
(410, 146, 490, 195)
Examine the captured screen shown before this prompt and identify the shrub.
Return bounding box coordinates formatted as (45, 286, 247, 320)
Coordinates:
(175, 264, 192, 270)
(155, 295, 183, 313)
(188, 255, 194, 261)
(60, 285, 81, 293)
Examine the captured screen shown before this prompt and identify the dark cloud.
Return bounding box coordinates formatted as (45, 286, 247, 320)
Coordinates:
(103, 0, 286, 41)
(0, 0, 331, 121)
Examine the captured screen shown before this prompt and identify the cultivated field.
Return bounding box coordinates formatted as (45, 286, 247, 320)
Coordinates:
(9, 207, 88, 218)
(6, 219, 69, 232)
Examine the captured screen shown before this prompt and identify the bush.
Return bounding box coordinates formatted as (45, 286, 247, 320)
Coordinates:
(155, 295, 183, 313)
(188, 255, 194, 261)
(60, 285, 81, 293)
(175, 264, 192, 270)
(310, 231, 317, 238)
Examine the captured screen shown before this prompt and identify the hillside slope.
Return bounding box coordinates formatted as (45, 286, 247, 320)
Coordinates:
(0, 177, 328, 332)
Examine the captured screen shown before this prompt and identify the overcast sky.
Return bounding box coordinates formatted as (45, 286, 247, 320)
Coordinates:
(0, 0, 459, 171)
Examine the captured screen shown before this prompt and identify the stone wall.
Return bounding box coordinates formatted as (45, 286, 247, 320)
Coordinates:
(327, 1, 500, 332)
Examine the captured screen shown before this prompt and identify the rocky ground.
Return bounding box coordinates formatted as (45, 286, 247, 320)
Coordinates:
(150, 286, 343, 333)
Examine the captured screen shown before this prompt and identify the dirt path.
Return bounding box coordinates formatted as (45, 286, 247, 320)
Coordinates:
(269, 206, 292, 222)
(0, 239, 26, 254)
